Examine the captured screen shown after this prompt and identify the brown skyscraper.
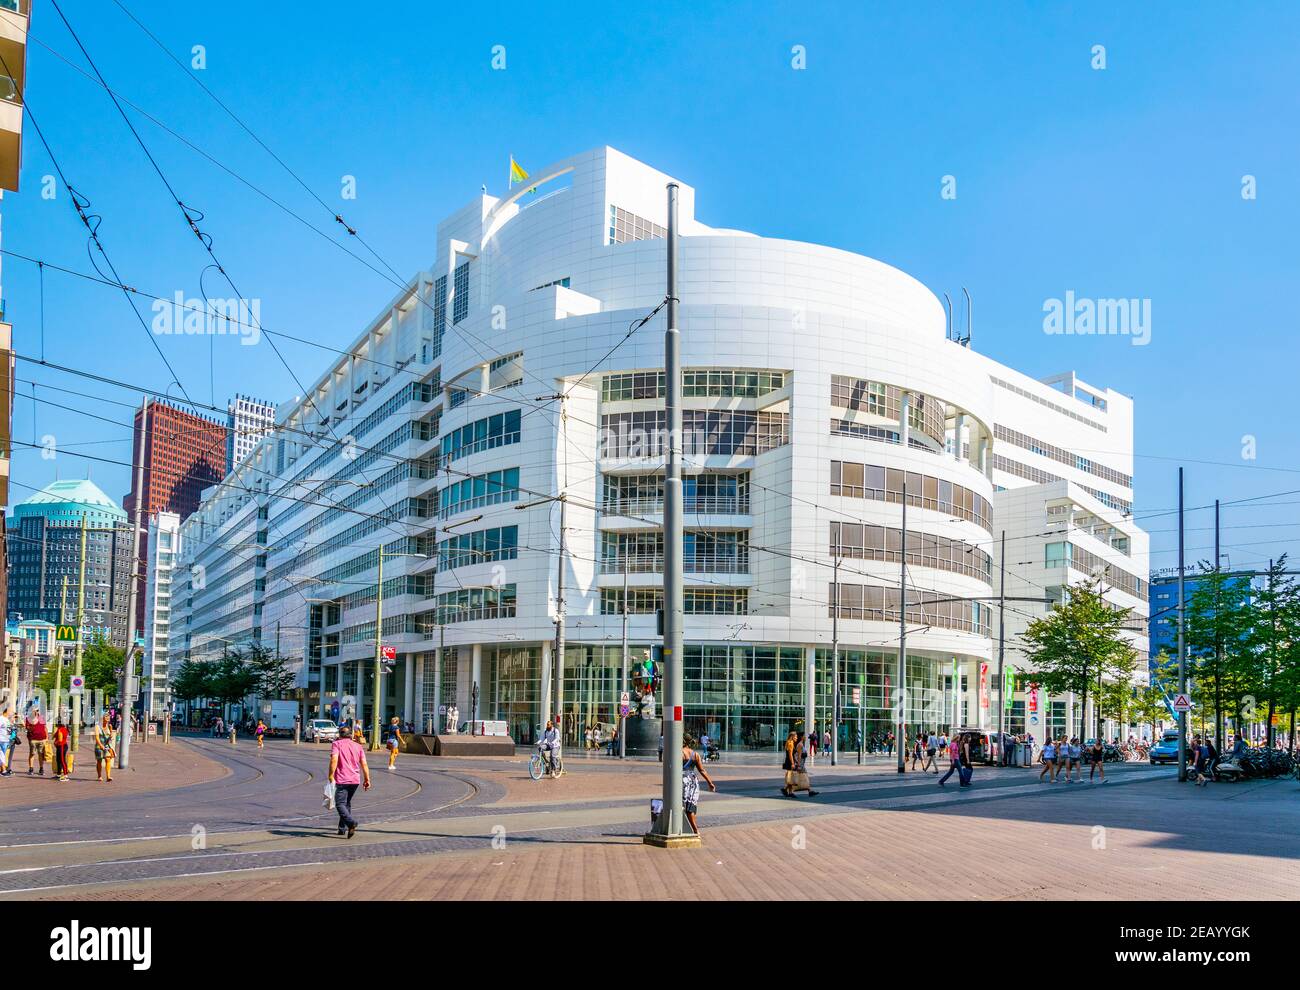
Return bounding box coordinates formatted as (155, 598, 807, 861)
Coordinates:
(125, 400, 229, 630)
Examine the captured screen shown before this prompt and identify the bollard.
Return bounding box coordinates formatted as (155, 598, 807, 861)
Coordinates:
(229, 727, 236, 746)
(163, 713, 171, 744)
(293, 719, 301, 746)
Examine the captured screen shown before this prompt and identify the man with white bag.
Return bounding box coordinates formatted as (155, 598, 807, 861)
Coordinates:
(328, 723, 371, 838)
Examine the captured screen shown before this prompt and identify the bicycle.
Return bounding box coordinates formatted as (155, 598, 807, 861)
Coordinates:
(528, 748, 564, 780)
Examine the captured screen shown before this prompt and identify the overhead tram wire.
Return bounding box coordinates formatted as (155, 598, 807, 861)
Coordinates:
(30, 27, 668, 438)
(108, 0, 405, 286)
(0, 50, 196, 413)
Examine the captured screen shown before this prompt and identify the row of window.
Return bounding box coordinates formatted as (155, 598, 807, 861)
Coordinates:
(609, 205, 666, 245)
(829, 461, 992, 531)
(993, 424, 1132, 488)
(599, 410, 790, 458)
(440, 409, 522, 464)
(439, 467, 521, 518)
(599, 531, 750, 574)
(601, 369, 787, 402)
(601, 472, 750, 515)
(831, 418, 934, 452)
(990, 377, 1108, 433)
(1044, 541, 1149, 601)
(830, 376, 946, 446)
(599, 588, 749, 615)
(828, 522, 992, 582)
(437, 526, 520, 570)
(828, 583, 990, 635)
(991, 454, 1132, 514)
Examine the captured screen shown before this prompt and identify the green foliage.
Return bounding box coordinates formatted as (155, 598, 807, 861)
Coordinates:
(238, 644, 296, 699)
(1020, 577, 1139, 739)
(170, 659, 214, 703)
(31, 636, 122, 698)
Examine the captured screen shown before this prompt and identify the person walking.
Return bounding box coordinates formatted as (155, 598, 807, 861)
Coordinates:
(1038, 736, 1058, 783)
(924, 729, 939, 773)
(385, 716, 403, 770)
(781, 730, 799, 796)
(329, 723, 371, 838)
(1064, 737, 1081, 783)
(680, 734, 718, 836)
(24, 707, 47, 776)
(787, 731, 820, 798)
(1088, 737, 1106, 784)
(93, 714, 116, 783)
(938, 733, 963, 786)
(52, 720, 71, 781)
(0, 709, 12, 777)
(959, 733, 974, 786)
(5, 713, 19, 775)
(807, 725, 818, 766)
(909, 730, 924, 772)
(255, 719, 267, 751)
(657, 733, 664, 763)
(0, 708, 11, 776)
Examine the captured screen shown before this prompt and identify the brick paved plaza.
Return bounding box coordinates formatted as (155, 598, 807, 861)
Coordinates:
(0, 737, 1295, 900)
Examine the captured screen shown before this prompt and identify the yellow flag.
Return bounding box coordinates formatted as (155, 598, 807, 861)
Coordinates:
(509, 157, 529, 185)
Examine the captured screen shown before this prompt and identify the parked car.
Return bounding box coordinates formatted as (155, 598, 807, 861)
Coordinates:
(1149, 729, 1180, 764)
(304, 719, 340, 743)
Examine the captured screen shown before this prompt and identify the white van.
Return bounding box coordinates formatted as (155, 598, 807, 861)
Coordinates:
(458, 719, 509, 737)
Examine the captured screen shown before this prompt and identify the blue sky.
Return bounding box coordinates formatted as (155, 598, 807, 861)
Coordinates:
(6, 0, 1299, 571)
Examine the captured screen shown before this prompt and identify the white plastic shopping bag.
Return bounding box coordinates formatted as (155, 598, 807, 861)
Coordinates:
(323, 781, 336, 810)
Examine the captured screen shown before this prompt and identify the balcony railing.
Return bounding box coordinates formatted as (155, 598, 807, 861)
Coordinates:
(600, 552, 749, 575)
(602, 495, 751, 517)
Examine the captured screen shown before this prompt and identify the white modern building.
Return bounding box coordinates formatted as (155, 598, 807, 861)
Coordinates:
(168, 147, 1148, 749)
(226, 394, 276, 472)
(141, 511, 181, 719)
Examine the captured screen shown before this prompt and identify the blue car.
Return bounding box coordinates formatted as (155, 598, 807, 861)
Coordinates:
(1149, 730, 1180, 764)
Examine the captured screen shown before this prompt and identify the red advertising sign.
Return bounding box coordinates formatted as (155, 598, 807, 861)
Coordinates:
(979, 663, 989, 710)
(381, 645, 396, 661)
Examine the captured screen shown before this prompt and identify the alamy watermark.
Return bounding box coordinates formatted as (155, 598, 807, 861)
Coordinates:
(1042, 290, 1151, 346)
(151, 292, 261, 346)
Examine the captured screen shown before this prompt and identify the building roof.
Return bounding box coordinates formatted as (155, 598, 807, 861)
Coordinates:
(14, 479, 127, 520)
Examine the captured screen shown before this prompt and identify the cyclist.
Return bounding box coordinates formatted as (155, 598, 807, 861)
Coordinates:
(538, 719, 561, 776)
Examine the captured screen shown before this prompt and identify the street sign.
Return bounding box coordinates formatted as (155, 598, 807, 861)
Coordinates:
(1172, 693, 1193, 713)
(55, 624, 77, 643)
(381, 645, 396, 661)
(68, 675, 85, 696)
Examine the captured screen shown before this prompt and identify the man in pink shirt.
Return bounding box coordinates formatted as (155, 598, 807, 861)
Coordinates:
(329, 724, 371, 838)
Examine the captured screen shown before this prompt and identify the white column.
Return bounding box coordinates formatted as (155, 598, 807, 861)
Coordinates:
(471, 644, 483, 721)
(402, 654, 415, 724)
(480, 362, 491, 396)
(953, 413, 965, 462)
(432, 647, 442, 731)
(899, 390, 911, 448)
(540, 640, 553, 732)
(1066, 691, 1076, 738)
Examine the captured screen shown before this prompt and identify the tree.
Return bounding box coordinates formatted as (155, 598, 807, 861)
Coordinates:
(1183, 562, 1254, 747)
(242, 644, 296, 699)
(170, 659, 214, 706)
(1241, 557, 1300, 747)
(207, 652, 260, 719)
(1097, 680, 1133, 740)
(1131, 685, 1170, 742)
(1019, 577, 1139, 741)
(33, 636, 122, 698)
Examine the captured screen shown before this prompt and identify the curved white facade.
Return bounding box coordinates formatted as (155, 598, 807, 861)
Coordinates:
(172, 147, 1148, 749)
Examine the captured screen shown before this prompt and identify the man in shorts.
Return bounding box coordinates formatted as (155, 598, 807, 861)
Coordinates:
(24, 707, 47, 776)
